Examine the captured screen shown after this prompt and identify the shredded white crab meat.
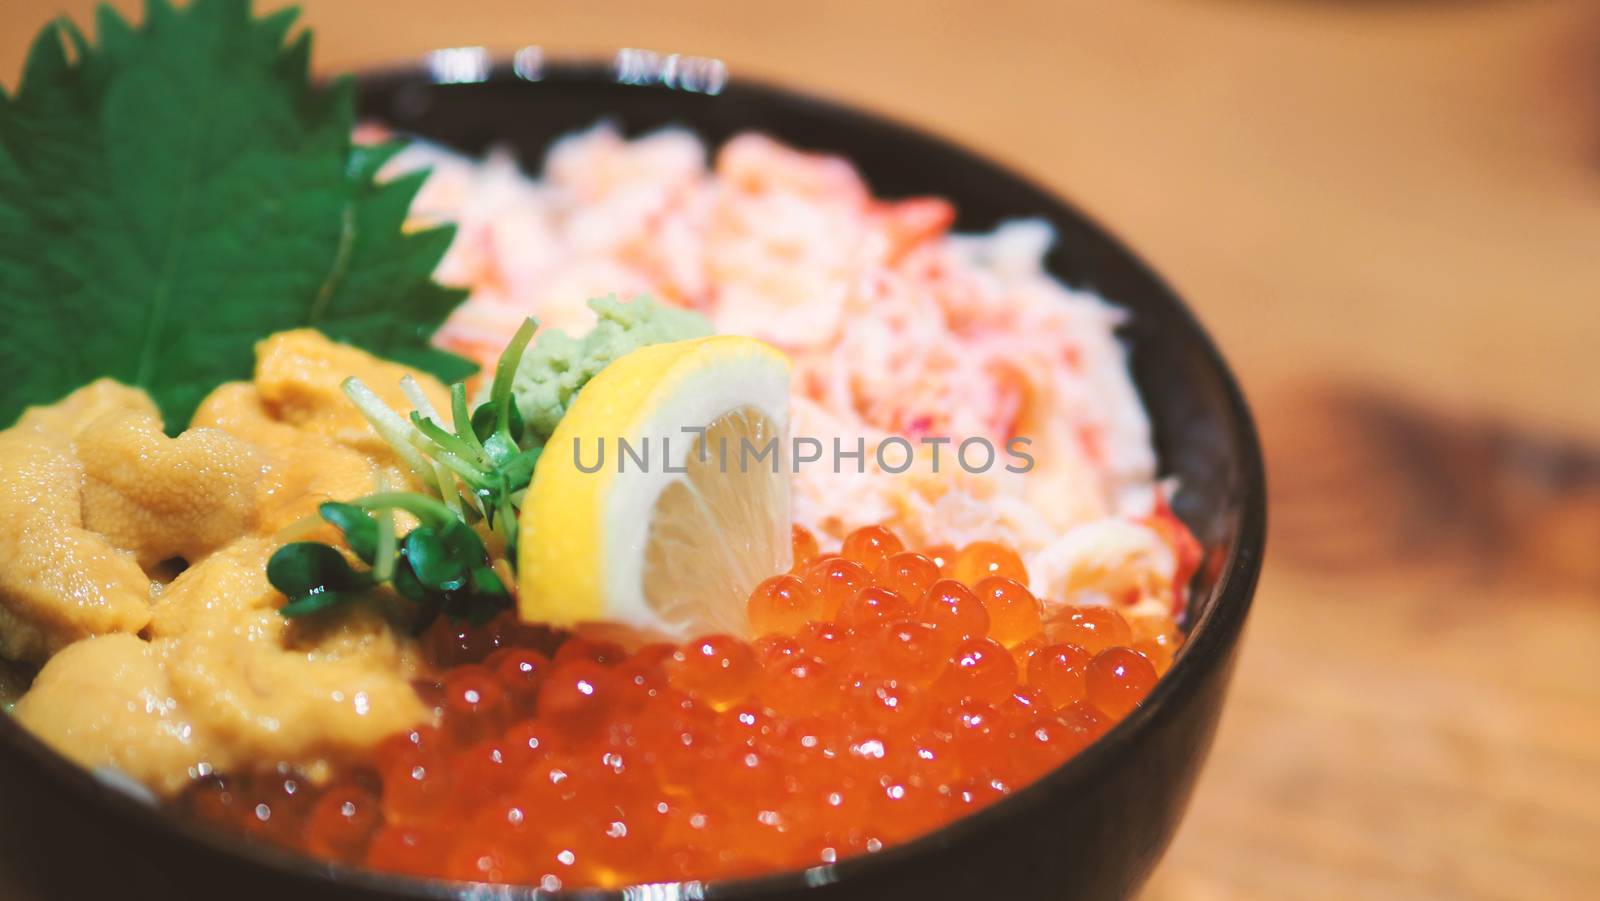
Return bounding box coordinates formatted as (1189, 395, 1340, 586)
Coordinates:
(382, 125, 1194, 620)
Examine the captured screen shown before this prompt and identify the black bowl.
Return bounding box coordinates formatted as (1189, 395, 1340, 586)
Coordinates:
(0, 57, 1265, 901)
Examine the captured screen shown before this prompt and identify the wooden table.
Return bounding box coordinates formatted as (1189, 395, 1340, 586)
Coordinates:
(3, 1, 1597, 898)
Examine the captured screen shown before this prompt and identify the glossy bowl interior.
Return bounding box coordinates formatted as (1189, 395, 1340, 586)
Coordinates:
(0, 59, 1265, 901)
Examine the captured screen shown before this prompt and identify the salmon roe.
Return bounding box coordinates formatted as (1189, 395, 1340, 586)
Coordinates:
(747, 574, 819, 636)
(872, 551, 940, 602)
(972, 576, 1043, 647)
(173, 523, 1184, 889)
(790, 524, 821, 571)
(947, 540, 1028, 586)
(839, 524, 905, 571)
(1045, 604, 1134, 655)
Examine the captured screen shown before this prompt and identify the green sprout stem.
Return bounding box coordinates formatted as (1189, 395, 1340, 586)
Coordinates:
(372, 501, 397, 583)
(353, 491, 458, 531)
(494, 317, 539, 439)
(275, 317, 542, 623)
(342, 377, 443, 494)
(396, 375, 463, 515)
(450, 382, 491, 463)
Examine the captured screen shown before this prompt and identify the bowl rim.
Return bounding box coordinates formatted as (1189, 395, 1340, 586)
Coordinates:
(0, 55, 1267, 901)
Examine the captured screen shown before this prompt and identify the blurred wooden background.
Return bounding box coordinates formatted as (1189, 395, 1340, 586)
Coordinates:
(3, 1, 1598, 898)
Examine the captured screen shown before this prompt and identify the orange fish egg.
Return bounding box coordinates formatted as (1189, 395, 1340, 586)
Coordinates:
(973, 576, 1043, 647)
(872, 551, 941, 603)
(838, 585, 914, 633)
(918, 579, 991, 648)
(1027, 642, 1092, 707)
(790, 524, 821, 571)
(1044, 605, 1133, 655)
(800, 556, 872, 620)
(1085, 646, 1158, 719)
(947, 540, 1028, 586)
(172, 522, 1183, 888)
(747, 573, 820, 636)
(840, 524, 905, 571)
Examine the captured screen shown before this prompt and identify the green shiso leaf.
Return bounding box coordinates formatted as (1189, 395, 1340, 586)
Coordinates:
(0, 0, 474, 431)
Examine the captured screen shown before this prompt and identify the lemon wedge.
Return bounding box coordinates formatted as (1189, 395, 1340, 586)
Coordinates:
(517, 336, 792, 638)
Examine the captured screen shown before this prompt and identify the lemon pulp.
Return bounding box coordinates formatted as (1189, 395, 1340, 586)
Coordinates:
(642, 405, 789, 635)
(517, 336, 791, 639)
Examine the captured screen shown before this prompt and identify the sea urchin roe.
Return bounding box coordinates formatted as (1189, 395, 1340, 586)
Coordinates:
(172, 525, 1182, 889)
